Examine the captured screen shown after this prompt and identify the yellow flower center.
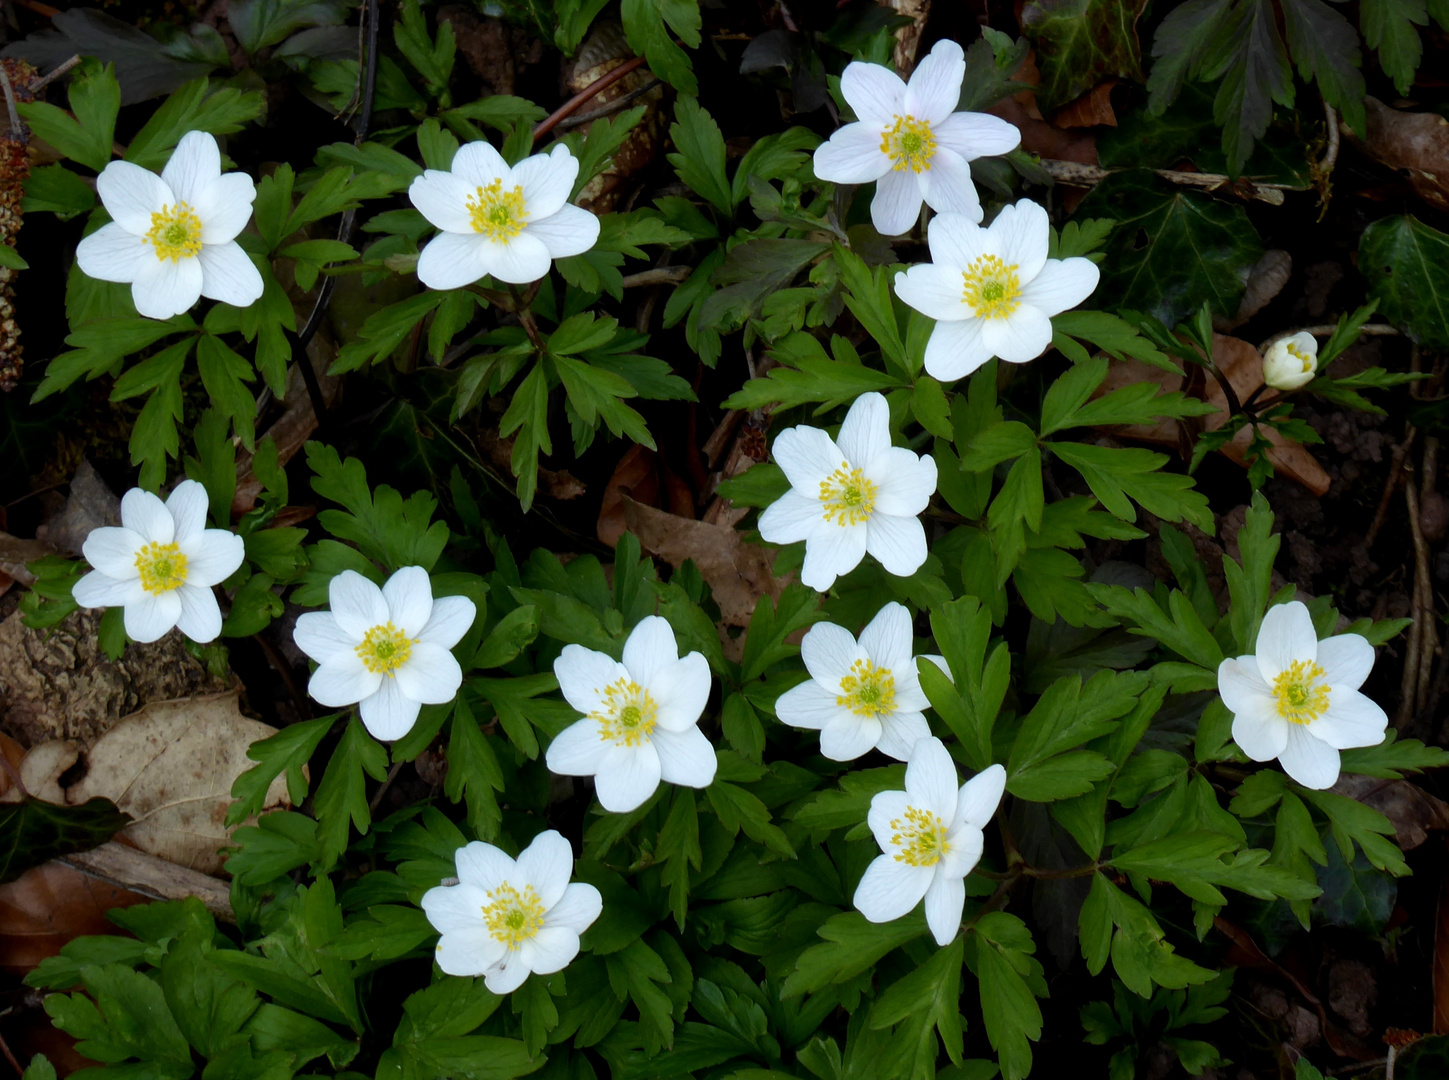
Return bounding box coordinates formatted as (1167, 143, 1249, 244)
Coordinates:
(134, 542, 188, 594)
(592, 677, 658, 747)
(467, 179, 528, 241)
(891, 806, 951, 867)
(1286, 342, 1315, 374)
(961, 254, 1022, 319)
(481, 881, 546, 948)
(1272, 660, 1331, 725)
(837, 658, 896, 717)
(145, 202, 204, 262)
(819, 464, 877, 527)
(881, 115, 937, 173)
(355, 621, 415, 675)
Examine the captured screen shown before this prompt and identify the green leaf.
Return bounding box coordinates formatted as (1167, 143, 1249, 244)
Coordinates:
(1358, 215, 1449, 348)
(1021, 0, 1149, 112)
(1071, 170, 1263, 324)
(21, 164, 97, 219)
(835, 244, 908, 374)
(498, 362, 551, 512)
(741, 583, 823, 683)
(1050, 441, 1213, 530)
(1279, 0, 1367, 135)
(669, 96, 732, 215)
(230, 0, 348, 52)
(972, 914, 1044, 1080)
(197, 333, 258, 450)
(124, 79, 266, 171)
(313, 716, 389, 868)
(305, 442, 450, 569)
(445, 697, 506, 840)
(781, 912, 927, 998)
(1361, 0, 1427, 94)
(395, 0, 456, 94)
(21, 1056, 56, 1080)
(0, 796, 130, 885)
(0, 244, 28, 271)
(17, 59, 120, 172)
(621, 0, 702, 93)
(228, 714, 333, 827)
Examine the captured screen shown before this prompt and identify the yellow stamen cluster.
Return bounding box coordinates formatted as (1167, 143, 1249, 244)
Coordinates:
(592, 677, 658, 747)
(1272, 660, 1331, 725)
(1285, 342, 1315, 373)
(355, 621, 415, 675)
(837, 658, 896, 717)
(881, 115, 937, 173)
(134, 542, 188, 594)
(961, 254, 1022, 320)
(819, 465, 877, 527)
(145, 202, 204, 262)
(481, 881, 546, 948)
(467, 179, 527, 241)
(890, 806, 950, 867)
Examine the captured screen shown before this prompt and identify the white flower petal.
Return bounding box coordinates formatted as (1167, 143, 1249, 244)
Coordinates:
(72, 571, 146, 609)
(1253, 601, 1319, 683)
(1231, 706, 1289, 763)
(359, 677, 423, 741)
(197, 242, 264, 309)
(1218, 656, 1276, 718)
(523, 204, 599, 260)
(178, 530, 245, 586)
(876, 710, 930, 761)
(546, 718, 606, 776)
(545, 882, 603, 934)
(904, 40, 965, 125)
(1278, 725, 1341, 789)
(193, 173, 256, 245)
(417, 595, 477, 648)
(96, 161, 173, 235)
(801, 621, 867, 684)
(512, 145, 577, 220)
(1310, 687, 1388, 750)
(294, 611, 357, 664)
(456, 841, 516, 891)
(133, 255, 204, 320)
(623, 615, 679, 687)
(435, 928, 506, 977)
(867, 790, 912, 850)
(917, 147, 981, 221)
(329, 571, 390, 638)
(840, 61, 907, 125)
(980, 306, 1054, 364)
(904, 736, 959, 821)
(160, 131, 222, 207)
(476, 232, 552, 285)
(409, 170, 478, 233)
(516, 829, 574, 909)
(309, 655, 380, 707)
(922, 871, 965, 946)
(772, 424, 847, 491)
(800, 522, 868, 591)
(940, 825, 984, 880)
(1315, 634, 1375, 690)
(165, 480, 209, 543)
(593, 743, 663, 813)
(421, 881, 489, 933)
(932, 111, 1022, 161)
(554, 644, 629, 716)
(121, 488, 175, 544)
(858, 602, 913, 670)
(394, 642, 463, 704)
(865, 513, 929, 578)
(174, 584, 223, 643)
(928, 212, 989, 270)
(416, 231, 491, 290)
(482, 951, 532, 994)
(75, 222, 151, 284)
(82, 526, 143, 579)
(759, 489, 826, 545)
(868, 449, 937, 517)
(853, 854, 932, 923)
(776, 680, 848, 732)
(819, 712, 882, 760)
(1018, 257, 1099, 317)
(953, 763, 1006, 831)
(894, 263, 970, 322)
(650, 725, 717, 787)
(525, 926, 581, 974)
(812, 122, 891, 184)
(452, 141, 510, 188)
(871, 168, 924, 237)
(382, 566, 434, 637)
(124, 590, 182, 643)
(836, 391, 891, 470)
(650, 653, 712, 732)
(923, 317, 992, 382)
(984, 200, 1049, 281)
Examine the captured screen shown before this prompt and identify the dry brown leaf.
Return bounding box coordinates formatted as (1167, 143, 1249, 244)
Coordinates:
(0, 861, 147, 974)
(1093, 335, 1330, 495)
(598, 445, 693, 546)
(1345, 97, 1449, 215)
(63, 690, 291, 874)
(35, 459, 118, 557)
(1220, 249, 1292, 330)
(622, 496, 783, 628)
(1054, 81, 1119, 128)
(1332, 774, 1449, 851)
(19, 739, 77, 804)
(0, 732, 25, 802)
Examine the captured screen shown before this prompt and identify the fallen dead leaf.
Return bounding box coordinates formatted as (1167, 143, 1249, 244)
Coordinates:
(34, 459, 118, 558)
(1344, 97, 1449, 215)
(62, 690, 291, 874)
(0, 861, 147, 974)
(1219, 249, 1292, 330)
(0, 732, 26, 802)
(1332, 774, 1449, 851)
(598, 445, 694, 547)
(1054, 81, 1119, 128)
(0, 530, 51, 587)
(1093, 334, 1331, 495)
(886, 0, 930, 76)
(19, 739, 77, 804)
(623, 496, 784, 628)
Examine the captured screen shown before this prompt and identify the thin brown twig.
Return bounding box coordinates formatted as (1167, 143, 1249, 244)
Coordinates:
(1039, 159, 1293, 205)
(1257, 322, 1400, 355)
(533, 55, 648, 143)
(0, 67, 24, 140)
(1321, 97, 1341, 174)
(26, 54, 81, 93)
(8, 0, 58, 17)
(1365, 428, 1415, 550)
(369, 760, 405, 812)
(622, 266, 692, 288)
(0, 1029, 24, 1079)
(1402, 473, 1435, 728)
(552, 78, 663, 132)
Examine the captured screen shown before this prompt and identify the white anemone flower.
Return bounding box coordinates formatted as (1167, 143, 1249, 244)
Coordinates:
(1217, 600, 1388, 789)
(758, 392, 937, 592)
(421, 830, 602, 993)
(408, 142, 599, 288)
(894, 201, 1100, 382)
(294, 567, 477, 742)
(1262, 331, 1319, 391)
(776, 602, 946, 761)
(547, 616, 716, 813)
(72, 480, 244, 644)
(812, 39, 1021, 237)
(854, 736, 1005, 946)
(76, 131, 264, 320)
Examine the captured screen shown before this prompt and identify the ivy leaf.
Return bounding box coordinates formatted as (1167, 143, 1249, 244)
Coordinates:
(0, 796, 130, 885)
(1071, 170, 1262, 324)
(1021, 0, 1150, 113)
(1358, 215, 1449, 347)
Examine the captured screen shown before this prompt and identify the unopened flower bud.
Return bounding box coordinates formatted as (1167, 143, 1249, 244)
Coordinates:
(1262, 331, 1319, 391)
